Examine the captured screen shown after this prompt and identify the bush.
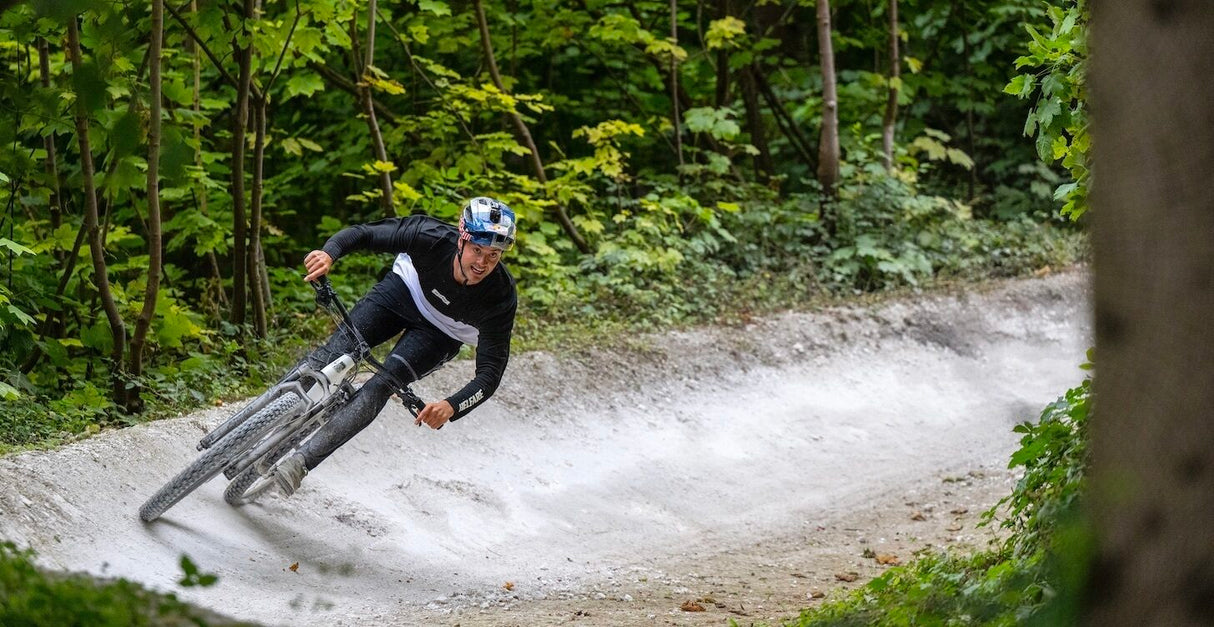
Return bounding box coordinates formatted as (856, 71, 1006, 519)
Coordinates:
(0, 542, 238, 626)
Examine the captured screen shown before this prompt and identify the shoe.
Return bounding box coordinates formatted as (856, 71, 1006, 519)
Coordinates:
(273, 453, 308, 497)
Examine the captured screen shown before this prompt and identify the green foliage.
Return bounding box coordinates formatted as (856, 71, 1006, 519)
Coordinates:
(0, 0, 1087, 448)
(987, 353, 1092, 558)
(177, 555, 218, 588)
(789, 366, 1094, 626)
(1006, 0, 1089, 220)
(0, 541, 236, 626)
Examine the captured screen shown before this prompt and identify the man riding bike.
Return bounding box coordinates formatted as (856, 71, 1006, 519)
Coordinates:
(273, 197, 518, 496)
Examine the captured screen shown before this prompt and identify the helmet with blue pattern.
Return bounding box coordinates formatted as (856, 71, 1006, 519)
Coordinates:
(458, 197, 516, 251)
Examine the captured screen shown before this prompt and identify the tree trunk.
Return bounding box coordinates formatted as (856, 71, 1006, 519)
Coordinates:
(67, 17, 126, 403)
(670, 0, 684, 172)
(1086, 1, 1214, 624)
(714, 0, 730, 108)
(356, 0, 395, 218)
(248, 99, 268, 337)
(229, 1, 254, 328)
(754, 67, 817, 173)
(961, 26, 978, 201)
(188, 0, 227, 311)
(37, 38, 64, 259)
(739, 65, 773, 183)
(816, 0, 840, 199)
(881, 0, 899, 171)
(472, 0, 590, 254)
(127, 0, 165, 412)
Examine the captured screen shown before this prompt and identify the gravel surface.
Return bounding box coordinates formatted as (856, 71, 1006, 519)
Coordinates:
(0, 268, 1090, 626)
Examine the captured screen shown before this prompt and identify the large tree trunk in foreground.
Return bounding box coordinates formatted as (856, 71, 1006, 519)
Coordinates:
(1086, 2, 1214, 624)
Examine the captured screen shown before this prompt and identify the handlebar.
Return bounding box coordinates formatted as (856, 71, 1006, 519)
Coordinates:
(309, 275, 428, 419)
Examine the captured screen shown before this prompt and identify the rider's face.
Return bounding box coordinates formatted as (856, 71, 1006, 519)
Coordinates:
(455, 241, 502, 285)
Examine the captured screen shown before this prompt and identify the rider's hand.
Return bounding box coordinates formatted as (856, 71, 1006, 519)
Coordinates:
(414, 400, 454, 430)
(303, 250, 333, 282)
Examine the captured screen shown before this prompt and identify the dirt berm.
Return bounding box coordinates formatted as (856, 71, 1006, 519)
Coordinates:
(0, 268, 1090, 626)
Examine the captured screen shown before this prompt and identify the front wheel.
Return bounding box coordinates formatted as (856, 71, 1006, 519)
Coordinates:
(223, 420, 320, 506)
(139, 392, 305, 522)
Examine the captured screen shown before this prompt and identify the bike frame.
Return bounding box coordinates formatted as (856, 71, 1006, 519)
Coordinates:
(198, 276, 426, 463)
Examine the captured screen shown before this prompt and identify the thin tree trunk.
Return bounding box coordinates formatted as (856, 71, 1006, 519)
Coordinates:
(67, 17, 126, 402)
(739, 65, 773, 182)
(472, 0, 590, 254)
(229, 1, 254, 328)
(354, 0, 395, 218)
(714, 0, 730, 108)
(248, 99, 268, 337)
(307, 60, 399, 123)
(961, 28, 978, 201)
(187, 0, 227, 310)
(128, 0, 165, 412)
(816, 0, 840, 200)
(881, 0, 900, 171)
(1087, 2, 1214, 622)
(754, 67, 818, 172)
(670, 0, 684, 172)
(37, 38, 64, 256)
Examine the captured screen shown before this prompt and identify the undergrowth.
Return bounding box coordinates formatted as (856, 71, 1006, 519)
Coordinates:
(784, 355, 1093, 626)
(0, 543, 243, 626)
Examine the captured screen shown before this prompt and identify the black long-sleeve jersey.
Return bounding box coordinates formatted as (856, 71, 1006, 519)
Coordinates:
(321, 215, 517, 419)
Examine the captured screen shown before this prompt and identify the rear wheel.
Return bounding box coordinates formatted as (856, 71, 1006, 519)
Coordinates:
(139, 393, 304, 522)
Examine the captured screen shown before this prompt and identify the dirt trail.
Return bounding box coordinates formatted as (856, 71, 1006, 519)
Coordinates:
(0, 269, 1089, 626)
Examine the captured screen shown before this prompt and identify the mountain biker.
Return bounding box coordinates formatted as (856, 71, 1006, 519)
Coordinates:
(272, 197, 518, 496)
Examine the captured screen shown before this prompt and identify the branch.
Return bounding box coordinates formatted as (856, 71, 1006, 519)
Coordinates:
(306, 60, 398, 124)
(263, 0, 303, 95)
(378, 10, 480, 150)
(164, 0, 255, 99)
(473, 0, 590, 254)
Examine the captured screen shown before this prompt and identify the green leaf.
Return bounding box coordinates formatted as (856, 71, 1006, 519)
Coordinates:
(418, 0, 452, 16)
(71, 61, 109, 113)
(1004, 74, 1032, 97)
(946, 148, 974, 170)
(109, 109, 142, 159)
(0, 238, 35, 256)
(31, 0, 98, 23)
(285, 73, 325, 100)
(6, 304, 36, 327)
(0, 381, 19, 401)
(705, 16, 746, 50)
(160, 127, 194, 185)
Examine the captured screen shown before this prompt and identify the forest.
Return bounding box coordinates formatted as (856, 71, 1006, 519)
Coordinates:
(0, 0, 1086, 436)
(28, 0, 1214, 625)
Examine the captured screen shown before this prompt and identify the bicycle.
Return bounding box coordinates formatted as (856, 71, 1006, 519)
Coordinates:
(138, 276, 426, 523)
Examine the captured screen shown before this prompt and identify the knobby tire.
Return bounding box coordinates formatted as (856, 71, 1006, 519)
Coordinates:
(138, 393, 304, 522)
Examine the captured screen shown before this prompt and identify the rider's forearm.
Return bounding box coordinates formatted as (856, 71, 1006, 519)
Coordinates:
(444, 338, 510, 420)
(321, 217, 417, 262)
